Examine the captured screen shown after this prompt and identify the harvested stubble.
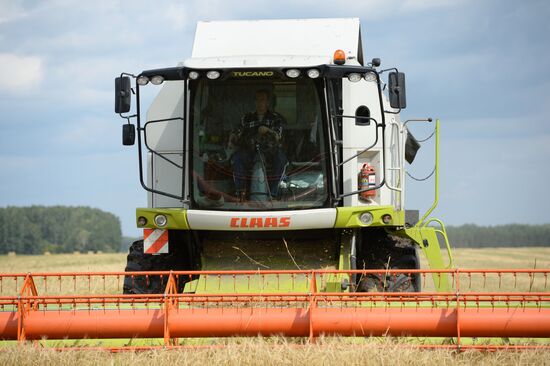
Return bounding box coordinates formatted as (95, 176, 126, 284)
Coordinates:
(1, 337, 550, 366)
(1, 248, 549, 363)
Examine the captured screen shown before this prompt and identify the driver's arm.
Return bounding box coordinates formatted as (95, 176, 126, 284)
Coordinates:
(258, 125, 281, 141)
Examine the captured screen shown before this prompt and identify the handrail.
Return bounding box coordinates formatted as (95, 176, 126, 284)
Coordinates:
(385, 119, 403, 208)
(416, 119, 440, 226)
(421, 217, 454, 269)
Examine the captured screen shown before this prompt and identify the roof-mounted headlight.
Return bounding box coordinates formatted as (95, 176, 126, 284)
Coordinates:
(206, 70, 220, 80)
(188, 71, 200, 80)
(150, 75, 164, 85)
(307, 69, 320, 79)
(285, 69, 300, 78)
(347, 73, 362, 82)
(364, 72, 377, 82)
(137, 76, 149, 86)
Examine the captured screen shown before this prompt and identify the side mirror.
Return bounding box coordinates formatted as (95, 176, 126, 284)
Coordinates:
(388, 72, 406, 109)
(122, 124, 135, 146)
(115, 76, 132, 113)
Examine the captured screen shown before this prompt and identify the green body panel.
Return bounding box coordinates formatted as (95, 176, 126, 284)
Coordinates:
(135, 208, 189, 230)
(323, 230, 353, 292)
(399, 225, 453, 291)
(138, 206, 405, 230)
(190, 274, 312, 294)
(334, 206, 405, 228)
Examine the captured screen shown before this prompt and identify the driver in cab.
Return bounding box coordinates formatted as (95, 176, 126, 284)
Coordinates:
(229, 89, 287, 200)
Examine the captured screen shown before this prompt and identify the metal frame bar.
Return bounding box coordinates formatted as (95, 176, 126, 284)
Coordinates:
(416, 119, 440, 226)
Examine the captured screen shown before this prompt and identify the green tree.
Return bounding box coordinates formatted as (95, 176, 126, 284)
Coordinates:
(0, 206, 123, 254)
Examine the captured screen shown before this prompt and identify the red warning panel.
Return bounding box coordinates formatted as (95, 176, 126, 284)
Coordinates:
(143, 228, 169, 254)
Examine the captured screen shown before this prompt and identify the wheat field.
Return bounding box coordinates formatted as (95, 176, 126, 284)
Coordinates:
(2, 337, 550, 366)
(1, 247, 549, 365)
(1, 247, 549, 273)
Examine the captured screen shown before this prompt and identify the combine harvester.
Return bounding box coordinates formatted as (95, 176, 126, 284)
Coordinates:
(1, 18, 549, 350)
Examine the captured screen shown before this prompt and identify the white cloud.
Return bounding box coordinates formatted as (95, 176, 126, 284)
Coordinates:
(54, 116, 119, 152)
(185, 0, 397, 22)
(0, 155, 40, 170)
(74, 88, 112, 106)
(0, 1, 27, 24)
(164, 2, 188, 30)
(0, 53, 43, 93)
(400, 0, 461, 11)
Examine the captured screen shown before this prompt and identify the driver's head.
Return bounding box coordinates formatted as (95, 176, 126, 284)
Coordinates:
(255, 90, 270, 115)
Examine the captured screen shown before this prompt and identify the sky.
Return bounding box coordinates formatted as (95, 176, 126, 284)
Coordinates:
(0, 0, 549, 236)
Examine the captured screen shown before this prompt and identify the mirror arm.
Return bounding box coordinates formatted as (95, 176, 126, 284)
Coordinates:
(120, 72, 136, 78)
(118, 113, 137, 122)
(384, 106, 402, 115)
(378, 67, 398, 75)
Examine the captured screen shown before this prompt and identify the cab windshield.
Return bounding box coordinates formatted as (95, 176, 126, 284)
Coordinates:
(190, 76, 329, 210)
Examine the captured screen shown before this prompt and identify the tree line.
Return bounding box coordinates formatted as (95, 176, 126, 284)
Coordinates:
(0, 206, 548, 254)
(0, 206, 122, 254)
(446, 223, 550, 247)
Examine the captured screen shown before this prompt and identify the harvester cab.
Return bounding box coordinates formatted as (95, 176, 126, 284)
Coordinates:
(115, 18, 453, 294)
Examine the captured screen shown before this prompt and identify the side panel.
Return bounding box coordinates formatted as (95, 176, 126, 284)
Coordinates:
(402, 226, 452, 291)
(150, 153, 184, 208)
(341, 79, 387, 207)
(144, 81, 186, 208)
(145, 82, 185, 151)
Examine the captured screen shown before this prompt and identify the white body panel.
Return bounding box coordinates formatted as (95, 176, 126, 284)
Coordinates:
(145, 81, 184, 151)
(184, 55, 335, 69)
(192, 18, 362, 61)
(149, 153, 183, 208)
(340, 79, 403, 210)
(145, 81, 186, 208)
(186, 208, 337, 231)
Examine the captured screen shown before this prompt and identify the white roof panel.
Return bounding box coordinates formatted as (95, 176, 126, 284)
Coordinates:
(191, 18, 363, 64)
(183, 55, 338, 69)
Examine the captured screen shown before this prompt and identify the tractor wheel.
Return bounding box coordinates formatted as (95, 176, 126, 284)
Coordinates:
(122, 239, 192, 294)
(123, 240, 166, 294)
(356, 256, 420, 292)
(356, 229, 421, 292)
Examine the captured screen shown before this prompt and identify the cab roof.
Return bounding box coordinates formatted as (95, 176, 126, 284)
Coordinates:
(185, 18, 363, 69)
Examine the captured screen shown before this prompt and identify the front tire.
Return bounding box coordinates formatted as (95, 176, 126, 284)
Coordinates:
(122, 236, 198, 294)
(356, 229, 421, 292)
(123, 240, 167, 294)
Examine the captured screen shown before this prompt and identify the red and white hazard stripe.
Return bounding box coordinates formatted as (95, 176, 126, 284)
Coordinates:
(143, 229, 169, 254)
